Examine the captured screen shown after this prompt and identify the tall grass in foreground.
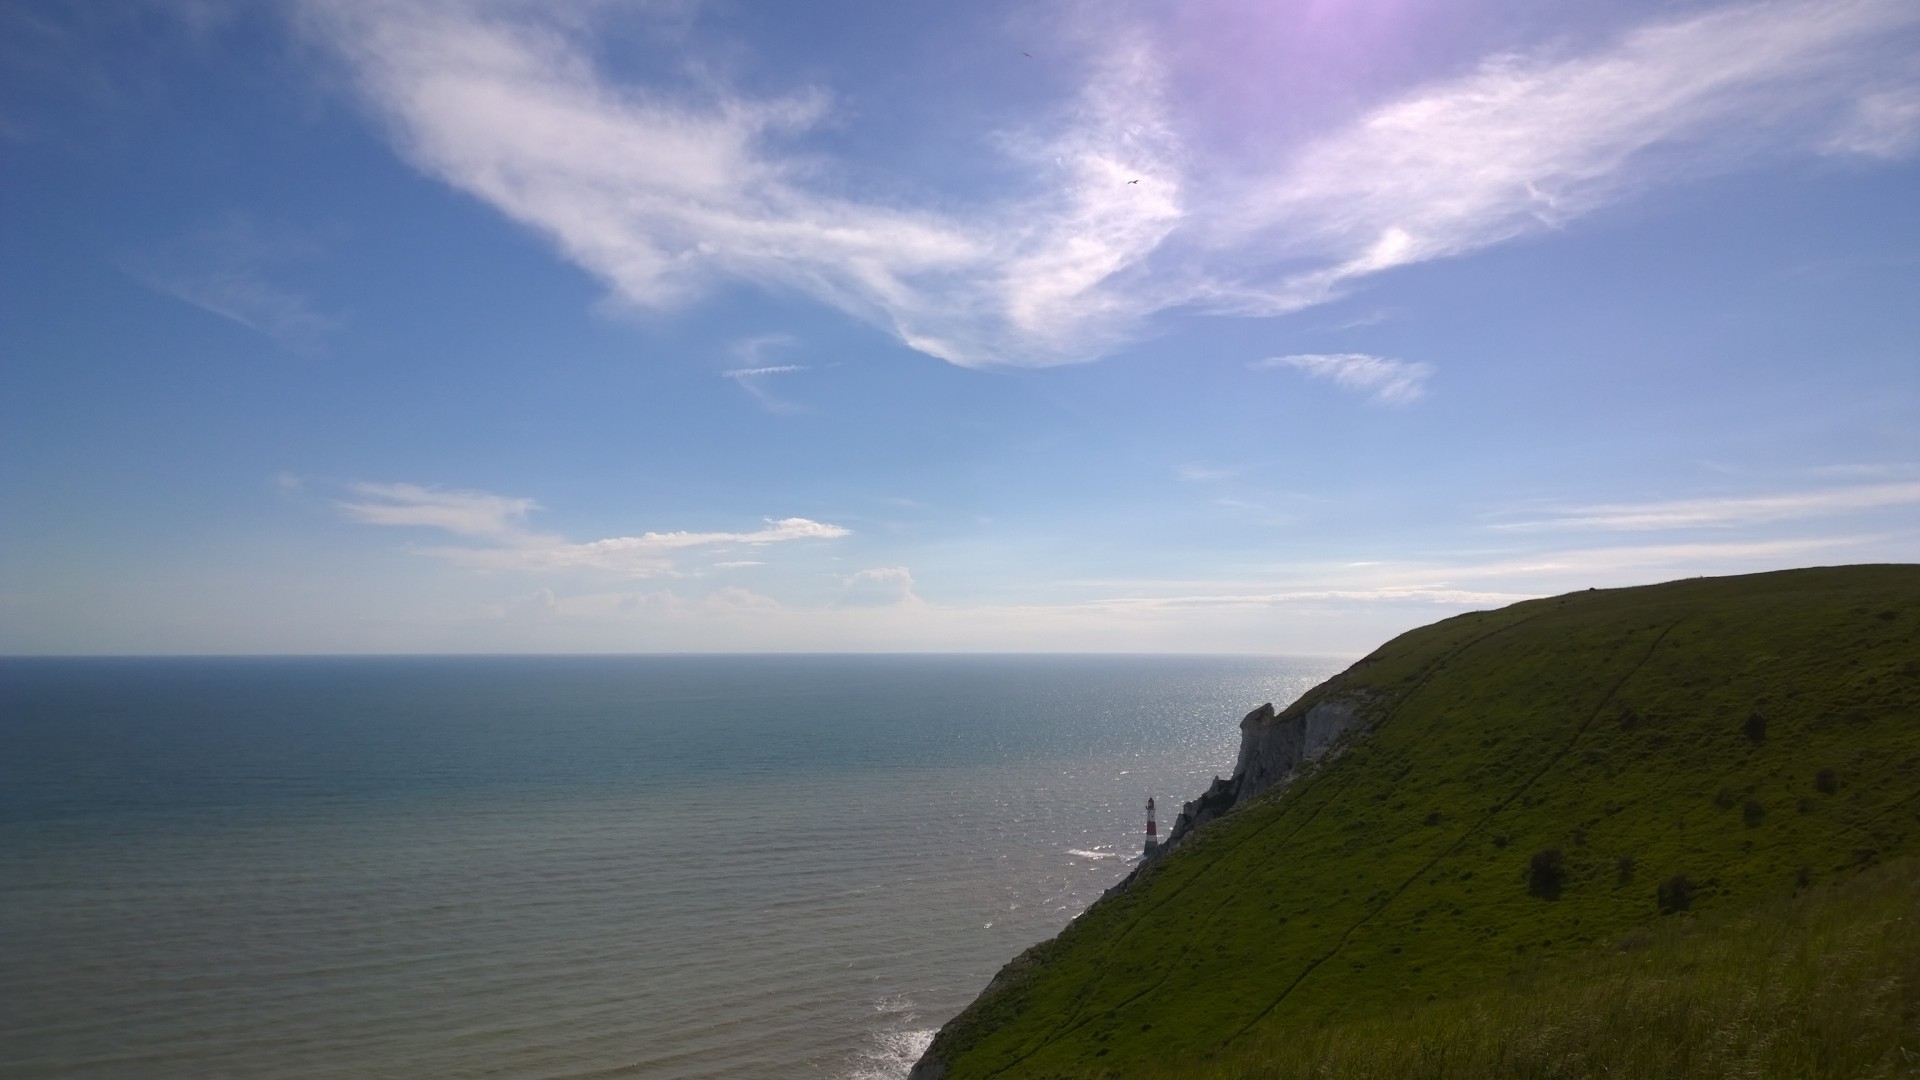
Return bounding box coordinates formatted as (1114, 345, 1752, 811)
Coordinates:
(1115, 857, 1920, 1080)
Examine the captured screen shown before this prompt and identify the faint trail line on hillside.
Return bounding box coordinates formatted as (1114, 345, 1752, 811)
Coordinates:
(977, 608, 1561, 1078)
(1221, 618, 1684, 1049)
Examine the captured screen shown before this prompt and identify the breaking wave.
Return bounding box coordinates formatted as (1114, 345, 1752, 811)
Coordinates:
(841, 995, 935, 1080)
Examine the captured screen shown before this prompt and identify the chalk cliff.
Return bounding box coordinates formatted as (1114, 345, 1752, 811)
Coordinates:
(1152, 672, 1375, 859)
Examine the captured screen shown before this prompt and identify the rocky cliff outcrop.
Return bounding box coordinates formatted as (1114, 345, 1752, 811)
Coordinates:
(1233, 693, 1369, 802)
(1154, 681, 1374, 857)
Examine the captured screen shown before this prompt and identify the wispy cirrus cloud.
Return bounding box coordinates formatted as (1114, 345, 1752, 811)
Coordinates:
(339, 481, 849, 576)
(1176, 465, 1237, 483)
(1495, 480, 1920, 531)
(1252, 352, 1433, 404)
(127, 214, 337, 349)
(1212, 0, 1920, 313)
(1825, 87, 1920, 158)
(301, 0, 1920, 365)
(427, 516, 851, 576)
(301, 0, 1185, 367)
(339, 481, 538, 538)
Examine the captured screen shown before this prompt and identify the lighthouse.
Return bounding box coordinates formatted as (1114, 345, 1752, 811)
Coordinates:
(1144, 796, 1158, 855)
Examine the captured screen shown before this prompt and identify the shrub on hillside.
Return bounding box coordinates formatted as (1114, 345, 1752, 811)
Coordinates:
(1528, 849, 1565, 900)
(1815, 767, 1839, 794)
(1744, 710, 1767, 743)
(1658, 874, 1696, 914)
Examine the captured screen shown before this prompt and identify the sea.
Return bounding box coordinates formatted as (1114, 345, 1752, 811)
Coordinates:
(0, 654, 1341, 1080)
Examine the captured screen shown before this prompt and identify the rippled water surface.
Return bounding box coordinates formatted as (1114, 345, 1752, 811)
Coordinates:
(0, 655, 1341, 1079)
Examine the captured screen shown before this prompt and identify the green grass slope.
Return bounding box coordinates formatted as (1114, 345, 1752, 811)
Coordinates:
(1129, 855, 1920, 1080)
(924, 565, 1920, 1079)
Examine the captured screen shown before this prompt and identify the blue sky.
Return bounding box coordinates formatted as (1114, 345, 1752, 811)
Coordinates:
(2, 0, 1917, 654)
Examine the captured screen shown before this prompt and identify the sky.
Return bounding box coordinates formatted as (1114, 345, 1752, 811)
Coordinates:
(2, 0, 1917, 655)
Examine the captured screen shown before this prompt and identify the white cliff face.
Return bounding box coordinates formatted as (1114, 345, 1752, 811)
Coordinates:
(1158, 689, 1373, 855)
(1234, 696, 1366, 802)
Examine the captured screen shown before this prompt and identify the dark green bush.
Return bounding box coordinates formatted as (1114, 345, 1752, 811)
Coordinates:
(1528, 849, 1565, 900)
(1658, 874, 1696, 914)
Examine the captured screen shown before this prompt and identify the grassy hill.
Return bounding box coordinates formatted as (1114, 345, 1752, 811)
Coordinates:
(917, 565, 1920, 1079)
(1125, 854, 1920, 1079)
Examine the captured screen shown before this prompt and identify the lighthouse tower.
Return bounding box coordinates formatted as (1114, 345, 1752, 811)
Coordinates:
(1144, 796, 1158, 855)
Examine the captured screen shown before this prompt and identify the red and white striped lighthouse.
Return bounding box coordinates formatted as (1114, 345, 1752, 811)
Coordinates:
(1144, 796, 1158, 854)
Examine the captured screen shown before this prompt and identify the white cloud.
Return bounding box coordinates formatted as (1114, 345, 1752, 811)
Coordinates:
(339, 480, 849, 576)
(840, 566, 923, 608)
(1213, 0, 1920, 313)
(702, 586, 784, 614)
(302, 0, 1920, 365)
(338, 481, 539, 538)
(1253, 352, 1433, 405)
(302, 1, 1002, 358)
(1825, 87, 1920, 158)
(425, 516, 851, 576)
(1495, 481, 1920, 531)
(301, 0, 1180, 365)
